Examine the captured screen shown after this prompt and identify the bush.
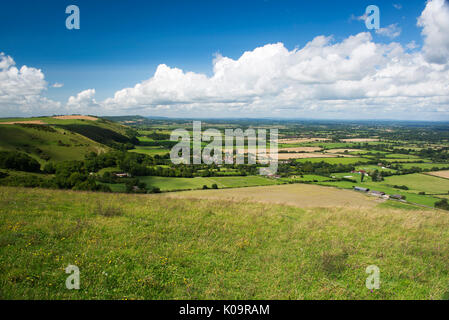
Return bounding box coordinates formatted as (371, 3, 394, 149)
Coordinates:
(435, 199, 449, 210)
(147, 187, 161, 194)
(0, 151, 41, 172)
(94, 203, 124, 217)
(202, 185, 209, 189)
(211, 183, 218, 189)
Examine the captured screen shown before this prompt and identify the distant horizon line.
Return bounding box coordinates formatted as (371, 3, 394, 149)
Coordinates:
(2, 114, 449, 123)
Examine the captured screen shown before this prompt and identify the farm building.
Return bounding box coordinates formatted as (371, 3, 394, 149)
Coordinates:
(351, 170, 368, 175)
(369, 190, 385, 197)
(390, 194, 405, 200)
(115, 173, 131, 178)
(354, 186, 370, 192)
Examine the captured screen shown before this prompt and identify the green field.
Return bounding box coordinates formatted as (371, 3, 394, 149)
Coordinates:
(381, 158, 432, 163)
(2, 186, 449, 299)
(355, 165, 397, 173)
(130, 146, 170, 156)
(317, 179, 442, 207)
(296, 157, 372, 165)
(137, 175, 278, 191)
(398, 163, 449, 170)
(379, 173, 449, 195)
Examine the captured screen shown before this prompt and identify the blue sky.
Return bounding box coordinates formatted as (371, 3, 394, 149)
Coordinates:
(1, 0, 449, 119)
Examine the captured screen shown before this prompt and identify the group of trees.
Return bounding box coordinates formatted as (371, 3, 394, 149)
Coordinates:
(278, 161, 357, 177)
(435, 199, 449, 211)
(0, 151, 41, 173)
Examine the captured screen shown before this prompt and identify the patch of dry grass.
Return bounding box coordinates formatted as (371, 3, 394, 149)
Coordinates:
(167, 183, 380, 208)
(426, 170, 449, 179)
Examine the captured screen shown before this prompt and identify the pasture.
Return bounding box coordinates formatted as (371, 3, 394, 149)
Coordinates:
(296, 157, 371, 165)
(2, 186, 449, 299)
(137, 175, 277, 191)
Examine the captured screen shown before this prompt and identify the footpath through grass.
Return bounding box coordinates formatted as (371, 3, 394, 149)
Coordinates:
(1, 186, 449, 299)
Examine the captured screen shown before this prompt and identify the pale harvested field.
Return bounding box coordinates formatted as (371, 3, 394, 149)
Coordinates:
(276, 153, 337, 160)
(341, 138, 379, 142)
(279, 147, 322, 152)
(167, 183, 380, 208)
(326, 148, 361, 154)
(258, 152, 354, 160)
(278, 138, 330, 144)
(0, 120, 45, 125)
(52, 115, 98, 121)
(426, 170, 449, 179)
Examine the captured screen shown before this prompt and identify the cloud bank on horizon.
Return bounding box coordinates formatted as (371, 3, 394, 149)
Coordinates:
(1, 0, 449, 120)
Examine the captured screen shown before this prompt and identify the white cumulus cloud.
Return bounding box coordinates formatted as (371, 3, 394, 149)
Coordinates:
(418, 0, 449, 64)
(375, 24, 402, 39)
(99, 26, 449, 119)
(0, 52, 61, 116)
(67, 89, 100, 113)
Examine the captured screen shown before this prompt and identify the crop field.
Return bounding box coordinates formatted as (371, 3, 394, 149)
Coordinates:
(399, 163, 449, 170)
(277, 153, 339, 160)
(341, 138, 379, 142)
(326, 149, 361, 154)
(426, 170, 449, 179)
(383, 154, 421, 159)
(168, 184, 380, 208)
(380, 158, 432, 163)
(279, 147, 323, 152)
(295, 157, 371, 165)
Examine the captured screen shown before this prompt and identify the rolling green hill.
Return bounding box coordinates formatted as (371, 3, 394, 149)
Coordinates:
(0, 116, 137, 165)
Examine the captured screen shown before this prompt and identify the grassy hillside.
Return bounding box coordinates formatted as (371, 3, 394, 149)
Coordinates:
(1, 186, 449, 300)
(0, 116, 136, 165)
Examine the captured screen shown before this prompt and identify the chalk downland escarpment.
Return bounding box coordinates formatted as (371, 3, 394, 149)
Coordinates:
(0, 116, 137, 163)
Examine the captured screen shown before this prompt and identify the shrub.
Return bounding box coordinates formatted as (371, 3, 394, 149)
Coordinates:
(320, 251, 348, 276)
(0, 151, 41, 172)
(148, 187, 161, 194)
(435, 199, 449, 211)
(211, 183, 218, 189)
(94, 203, 124, 217)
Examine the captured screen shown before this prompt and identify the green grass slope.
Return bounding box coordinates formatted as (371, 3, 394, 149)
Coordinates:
(1, 186, 449, 300)
(0, 116, 136, 165)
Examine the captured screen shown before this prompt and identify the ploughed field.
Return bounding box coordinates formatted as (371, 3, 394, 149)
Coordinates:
(2, 186, 449, 300)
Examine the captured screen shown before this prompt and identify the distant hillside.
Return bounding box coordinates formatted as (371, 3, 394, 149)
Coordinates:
(102, 115, 148, 124)
(0, 116, 138, 165)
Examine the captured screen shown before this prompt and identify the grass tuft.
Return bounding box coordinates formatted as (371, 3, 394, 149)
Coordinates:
(93, 202, 124, 217)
